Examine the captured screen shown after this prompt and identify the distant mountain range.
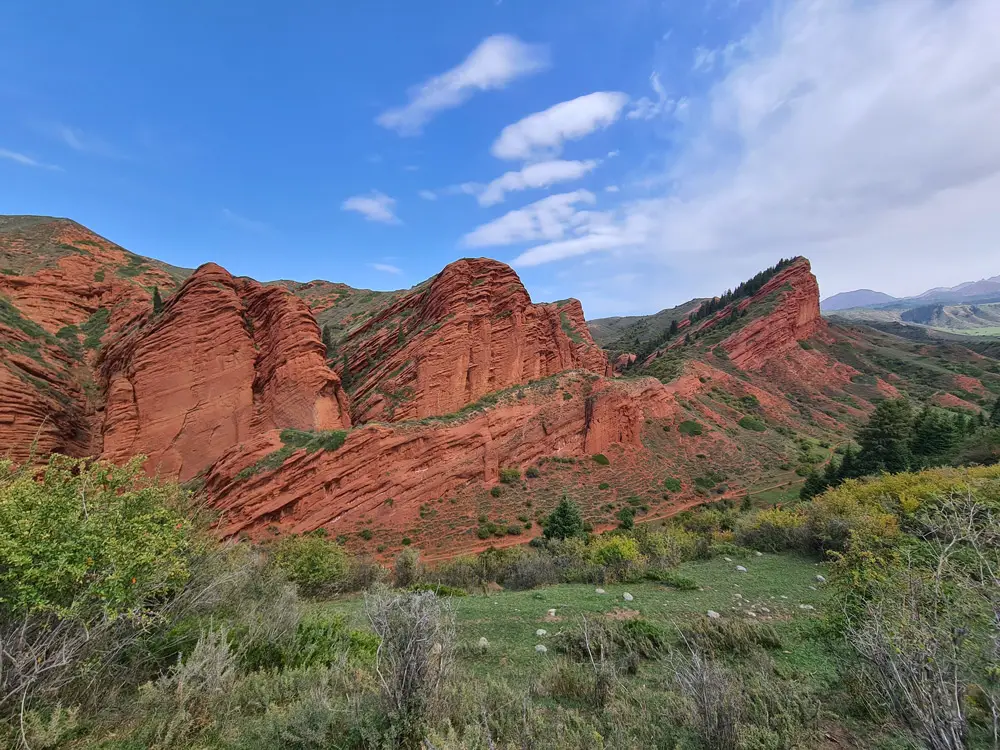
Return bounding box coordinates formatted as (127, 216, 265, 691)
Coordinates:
(821, 274, 1000, 312)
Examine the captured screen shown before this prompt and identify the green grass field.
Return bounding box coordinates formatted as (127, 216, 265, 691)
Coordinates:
(313, 553, 834, 688)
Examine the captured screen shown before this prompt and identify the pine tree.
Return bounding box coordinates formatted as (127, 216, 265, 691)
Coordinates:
(543, 497, 585, 540)
(837, 444, 859, 481)
(800, 470, 827, 501)
(668, 319, 679, 337)
(321, 324, 336, 360)
(911, 406, 957, 467)
(151, 286, 164, 315)
(857, 398, 914, 475)
(822, 457, 840, 487)
(991, 398, 1000, 427)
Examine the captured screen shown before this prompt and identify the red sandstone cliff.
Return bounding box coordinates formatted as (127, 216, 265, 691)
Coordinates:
(204, 373, 671, 537)
(99, 264, 350, 481)
(340, 258, 609, 423)
(722, 258, 824, 370)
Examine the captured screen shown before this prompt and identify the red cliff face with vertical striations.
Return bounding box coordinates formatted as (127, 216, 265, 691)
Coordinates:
(341, 258, 609, 423)
(722, 258, 823, 370)
(99, 263, 350, 482)
(204, 373, 672, 538)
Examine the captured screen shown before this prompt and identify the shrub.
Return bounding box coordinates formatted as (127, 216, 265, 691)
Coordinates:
(490, 486, 502, 498)
(0, 454, 192, 620)
(734, 508, 810, 553)
(590, 536, 644, 580)
(598, 482, 610, 490)
(270, 533, 349, 597)
(408, 583, 468, 597)
(616, 507, 635, 530)
(506, 524, 522, 536)
(364, 588, 455, 745)
(664, 477, 682, 492)
(738, 416, 767, 432)
(525, 465, 540, 479)
(679, 617, 782, 657)
(644, 569, 698, 590)
(393, 548, 422, 588)
(359, 528, 374, 541)
(678, 420, 705, 436)
(592, 454, 610, 466)
(499, 468, 521, 484)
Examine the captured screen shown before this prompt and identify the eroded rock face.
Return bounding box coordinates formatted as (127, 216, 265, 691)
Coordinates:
(99, 264, 350, 481)
(204, 373, 671, 537)
(722, 259, 824, 370)
(341, 258, 609, 423)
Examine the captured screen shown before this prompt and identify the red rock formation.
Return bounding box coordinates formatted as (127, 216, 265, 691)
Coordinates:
(204, 373, 671, 537)
(342, 258, 609, 423)
(99, 264, 350, 481)
(0, 333, 90, 463)
(613, 352, 637, 372)
(722, 259, 824, 370)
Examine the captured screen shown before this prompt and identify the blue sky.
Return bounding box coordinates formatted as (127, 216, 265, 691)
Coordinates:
(3, 0, 999, 317)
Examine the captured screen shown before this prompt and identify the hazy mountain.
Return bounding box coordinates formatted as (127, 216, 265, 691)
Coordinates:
(820, 289, 897, 312)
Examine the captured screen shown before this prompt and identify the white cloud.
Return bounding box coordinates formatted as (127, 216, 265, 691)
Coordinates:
(418, 189, 438, 201)
(491, 92, 629, 161)
(52, 124, 119, 157)
(627, 72, 670, 120)
(370, 263, 402, 274)
(461, 190, 597, 248)
(0, 148, 60, 170)
(221, 208, 268, 233)
(376, 35, 548, 135)
(693, 46, 717, 72)
(341, 191, 400, 224)
(478, 159, 599, 206)
(605, 185, 620, 193)
(524, 0, 1000, 304)
(607, 149, 620, 158)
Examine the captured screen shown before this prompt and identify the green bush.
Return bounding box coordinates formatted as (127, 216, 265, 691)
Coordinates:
(678, 420, 704, 436)
(525, 465, 540, 478)
(408, 583, 468, 597)
(738, 416, 767, 432)
(0, 455, 192, 620)
(598, 482, 610, 490)
(592, 454, 610, 466)
(664, 477, 682, 492)
(735, 508, 809, 552)
(270, 534, 349, 597)
(543, 498, 585, 540)
(499, 468, 521, 484)
(644, 569, 698, 590)
(490, 486, 502, 498)
(679, 617, 782, 657)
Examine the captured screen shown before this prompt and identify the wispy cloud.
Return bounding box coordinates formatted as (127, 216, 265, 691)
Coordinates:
(0, 148, 60, 171)
(418, 189, 438, 201)
(491, 92, 629, 161)
(627, 72, 670, 120)
(370, 262, 403, 274)
(221, 208, 269, 233)
(478, 159, 599, 206)
(461, 190, 598, 248)
(521, 0, 1000, 302)
(342, 191, 400, 224)
(377, 35, 548, 135)
(50, 124, 120, 158)
(605, 185, 620, 193)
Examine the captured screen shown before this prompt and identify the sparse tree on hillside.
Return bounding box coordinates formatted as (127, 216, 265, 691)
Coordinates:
(857, 398, 914, 475)
(668, 319, 679, 337)
(544, 497, 585, 540)
(799, 470, 827, 501)
(991, 398, 1000, 427)
(911, 406, 958, 468)
(151, 286, 164, 315)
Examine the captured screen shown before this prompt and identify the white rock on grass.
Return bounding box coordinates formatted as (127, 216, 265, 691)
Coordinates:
(535, 644, 548, 654)
(595, 588, 606, 594)
(798, 604, 815, 611)
(736, 565, 748, 573)
(477, 637, 489, 653)
(815, 575, 826, 583)
(623, 592, 634, 602)
(536, 629, 547, 637)
(754, 551, 763, 557)
(707, 610, 721, 619)
(547, 608, 557, 617)
(724, 557, 733, 562)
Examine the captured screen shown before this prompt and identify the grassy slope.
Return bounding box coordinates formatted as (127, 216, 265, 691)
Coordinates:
(587, 298, 705, 350)
(314, 553, 833, 687)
